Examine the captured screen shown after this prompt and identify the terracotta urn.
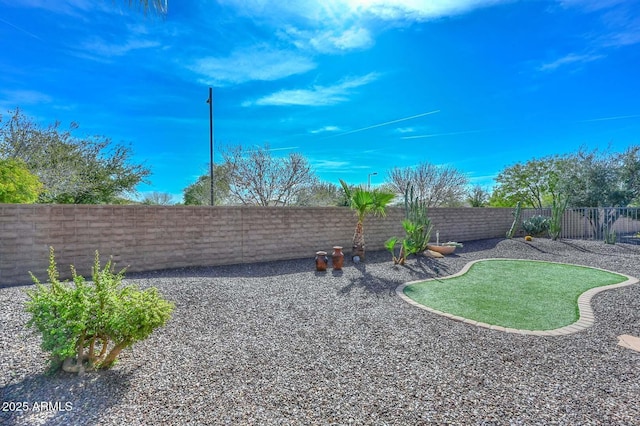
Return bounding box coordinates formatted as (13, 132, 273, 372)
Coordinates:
(332, 246, 344, 270)
(426, 245, 456, 255)
(315, 251, 328, 272)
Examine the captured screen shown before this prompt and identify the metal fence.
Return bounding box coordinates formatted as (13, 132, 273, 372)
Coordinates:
(521, 207, 640, 244)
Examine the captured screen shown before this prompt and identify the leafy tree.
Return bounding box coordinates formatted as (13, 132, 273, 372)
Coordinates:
(183, 164, 230, 205)
(559, 146, 640, 239)
(0, 158, 43, 203)
(222, 144, 316, 206)
(560, 146, 640, 207)
(492, 157, 561, 209)
(340, 179, 395, 261)
(467, 185, 490, 207)
(387, 161, 468, 207)
(0, 109, 151, 204)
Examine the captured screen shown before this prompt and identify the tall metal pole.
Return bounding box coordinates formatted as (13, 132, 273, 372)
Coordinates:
(367, 172, 377, 190)
(207, 87, 214, 206)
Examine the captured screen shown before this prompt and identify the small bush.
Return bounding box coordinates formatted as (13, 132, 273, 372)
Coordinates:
(25, 248, 174, 374)
(522, 215, 550, 237)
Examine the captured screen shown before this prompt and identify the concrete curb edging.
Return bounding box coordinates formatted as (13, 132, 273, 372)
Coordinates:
(395, 258, 640, 336)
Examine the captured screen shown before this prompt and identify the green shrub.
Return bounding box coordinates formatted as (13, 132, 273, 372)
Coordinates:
(402, 184, 433, 255)
(521, 215, 550, 237)
(25, 248, 174, 374)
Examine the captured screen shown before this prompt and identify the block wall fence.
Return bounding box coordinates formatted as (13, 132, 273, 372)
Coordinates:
(0, 204, 515, 285)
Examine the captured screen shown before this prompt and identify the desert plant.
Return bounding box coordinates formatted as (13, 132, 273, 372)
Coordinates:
(340, 179, 395, 261)
(521, 215, 550, 237)
(506, 201, 522, 238)
(402, 184, 433, 255)
(549, 196, 569, 240)
(385, 237, 408, 265)
(25, 248, 174, 374)
(604, 228, 617, 244)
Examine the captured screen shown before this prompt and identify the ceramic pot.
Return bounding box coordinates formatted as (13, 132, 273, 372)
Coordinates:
(332, 246, 344, 270)
(315, 251, 328, 271)
(426, 245, 456, 255)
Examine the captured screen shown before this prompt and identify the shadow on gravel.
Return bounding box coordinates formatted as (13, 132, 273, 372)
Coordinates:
(454, 238, 502, 254)
(338, 256, 451, 296)
(0, 369, 133, 426)
(339, 262, 400, 296)
(559, 240, 640, 256)
(126, 249, 397, 280)
(401, 256, 453, 278)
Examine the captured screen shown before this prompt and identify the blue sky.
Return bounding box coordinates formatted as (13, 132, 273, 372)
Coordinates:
(1, 0, 639, 202)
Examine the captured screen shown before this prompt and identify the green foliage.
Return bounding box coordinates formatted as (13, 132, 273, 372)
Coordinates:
(494, 158, 561, 208)
(0, 158, 42, 203)
(340, 179, 395, 223)
(385, 237, 407, 265)
(402, 184, 433, 254)
(549, 196, 569, 240)
(0, 108, 150, 204)
(604, 228, 617, 244)
(506, 201, 522, 238)
(385, 185, 434, 264)
(183, 165, 230, 205)
(521, 215, 551, 237)
(25, 248, 174, 373)
(340, 179, 395, 260)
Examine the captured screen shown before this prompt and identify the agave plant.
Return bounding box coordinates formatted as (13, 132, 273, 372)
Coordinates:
(340, 179, 395, 261)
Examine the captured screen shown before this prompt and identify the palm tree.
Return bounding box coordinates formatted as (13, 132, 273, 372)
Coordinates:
(340, 179, 395, 261)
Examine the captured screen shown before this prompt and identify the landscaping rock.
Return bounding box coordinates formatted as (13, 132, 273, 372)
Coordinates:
(1, 238, 639, 425)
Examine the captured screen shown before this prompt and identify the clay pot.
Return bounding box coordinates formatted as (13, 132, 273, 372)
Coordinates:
(426, 245, 456, 255)
(315, 251, 328, 271)
(332, 246, 344, 270)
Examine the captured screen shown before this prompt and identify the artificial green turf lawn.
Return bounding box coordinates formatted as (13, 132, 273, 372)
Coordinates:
(403, 259, 628, 330)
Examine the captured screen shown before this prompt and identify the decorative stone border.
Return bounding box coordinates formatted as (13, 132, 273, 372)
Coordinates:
(396, 258, 640, 336)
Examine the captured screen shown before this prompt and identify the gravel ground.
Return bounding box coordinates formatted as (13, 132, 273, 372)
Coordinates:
(1, 238, 640, 425)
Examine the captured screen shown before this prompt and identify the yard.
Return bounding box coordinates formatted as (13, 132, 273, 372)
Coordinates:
(1, 238, 639, 425)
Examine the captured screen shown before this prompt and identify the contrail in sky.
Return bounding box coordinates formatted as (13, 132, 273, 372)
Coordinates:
(578, 114, 640, 122)
(0, 18, 42, 40)
(322, 110, 440, 139)
(401, 129, 486, 139)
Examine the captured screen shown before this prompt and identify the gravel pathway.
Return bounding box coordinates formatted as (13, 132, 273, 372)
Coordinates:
(1, 238, 639, 425)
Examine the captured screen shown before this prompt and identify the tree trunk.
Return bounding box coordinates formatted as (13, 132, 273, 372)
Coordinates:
(352, 220, 365, 260)
(98, 341, 129, 369)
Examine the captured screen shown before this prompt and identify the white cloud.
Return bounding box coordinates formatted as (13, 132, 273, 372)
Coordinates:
(80, 38, 162, 57)
(219, 0, 511, 23)
(284, 26, 374, 53)
(538, 53, 605, 71)
(1, 89, 52, 106)
(191, 45, 316, 86)
(310, 125, 342, 134)
(395, 127, 415, 133)
(245, 73, 379, 107)
(347, 0, 512, 21)
(312, 159, 352, 171)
